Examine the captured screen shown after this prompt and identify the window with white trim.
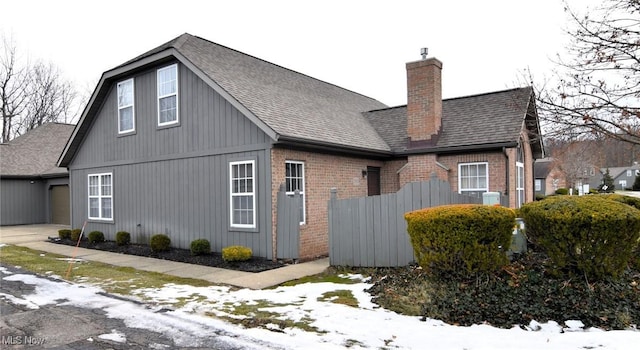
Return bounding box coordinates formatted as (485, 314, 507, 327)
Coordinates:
(285, 161, 305, 224)
(627, 170, 633, 177)
(516, 162, 525, 208)
(157, 64, 178, 126)
(535, 179, 542, 192)
(88, 173, 112, 220)
(458, 162, 488, 196)
(117, 79, 135, 133)
(230, 160, 255, 228)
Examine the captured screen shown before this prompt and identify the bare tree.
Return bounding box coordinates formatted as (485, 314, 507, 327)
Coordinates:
(0, 34, 77, 143)
(534, 0, 640, 145)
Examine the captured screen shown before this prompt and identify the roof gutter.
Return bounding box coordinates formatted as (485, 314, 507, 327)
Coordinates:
(275, 135, 393, 159)
(400, 141, 518, 155)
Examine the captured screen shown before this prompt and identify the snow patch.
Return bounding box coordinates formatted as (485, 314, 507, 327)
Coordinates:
(98, 329, 126, 343)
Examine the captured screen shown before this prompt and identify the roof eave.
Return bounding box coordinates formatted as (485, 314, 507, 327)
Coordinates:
(275, 135, 393, 159)
(400, 141, 519, 155)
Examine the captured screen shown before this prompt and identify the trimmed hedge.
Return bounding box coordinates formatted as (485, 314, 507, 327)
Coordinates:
(116, 231, 131, 246)
(222, 245, 252, 262)
(87, 231, 104, 244)
(70, 229, 82, 241)
(58, 229, 71, 239)
(150, 234, 171, 252)
(190, 239, 211, 256)
(404, 204, 516, 278)
(519, 195, 640, 280)
(599, 193, 640, 210)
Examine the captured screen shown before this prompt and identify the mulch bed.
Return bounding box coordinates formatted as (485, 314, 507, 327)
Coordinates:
(50, 238, 284, 273)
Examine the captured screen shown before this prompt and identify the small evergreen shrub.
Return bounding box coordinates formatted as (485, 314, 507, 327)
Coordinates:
(150, 234, 171, 252)
(519, 195, 640, 280)
(633, 175, 640, 191)
(87, 231, 105, 244)
(534, 193, 546, 201)
(70, 228, 83, 241)
(555, 188, 569, 195)
(222, 245, 252, 262)
(115, 231, 131, 246)
(190, 239, 211, 256)
(404, 204, 515, 278)
(599, 193, 640, 210)
(58, 229, 71, 239)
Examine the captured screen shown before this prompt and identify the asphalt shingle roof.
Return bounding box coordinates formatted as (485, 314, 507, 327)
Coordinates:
(364, 87, 534, 152)
(1, 123, 74, 177)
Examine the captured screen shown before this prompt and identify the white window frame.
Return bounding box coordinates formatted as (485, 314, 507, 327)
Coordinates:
(88, 173, 113, 221)
(285, 161, 306, 225)
(458, 162, 489, 195)
(627, 170, 633, 177)
(535, 179, 542, 192)
(157, 64, 179, 126)
(229, 160, 256, 229)
(117, 78, 135, 134)
(516, 162, 525, 208)
(620, 179, 628, 189)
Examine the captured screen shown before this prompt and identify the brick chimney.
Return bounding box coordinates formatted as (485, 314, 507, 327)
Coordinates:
(406, 56, 442, 144)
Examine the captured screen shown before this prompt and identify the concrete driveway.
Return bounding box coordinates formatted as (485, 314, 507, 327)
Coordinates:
(0, 224, 67, 245)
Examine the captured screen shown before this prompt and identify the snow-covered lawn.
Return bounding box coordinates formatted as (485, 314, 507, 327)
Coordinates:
(1, 266, 638, 349)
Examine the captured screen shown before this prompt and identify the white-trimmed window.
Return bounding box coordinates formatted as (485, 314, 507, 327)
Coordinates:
(285, 161, 305, 224)
(230, 160, 256, 228)
(627, 170, 633, 177)
(516, 162, 525, 208)
(535, 179, 542, 192)
(157, 64, 178, 126)
(458, 162, 488, 196)
(117, 79, 135, 133)
(88, 173, 112, 220)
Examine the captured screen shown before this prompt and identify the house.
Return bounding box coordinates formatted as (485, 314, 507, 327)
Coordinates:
(534, 158, 566, 196)
(0, 123, 74, 225)
(602, 163, 640, 190)
(58, 33, 543, 260)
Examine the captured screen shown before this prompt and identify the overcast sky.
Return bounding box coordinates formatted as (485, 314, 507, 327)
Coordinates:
(2, 0, 598, 110)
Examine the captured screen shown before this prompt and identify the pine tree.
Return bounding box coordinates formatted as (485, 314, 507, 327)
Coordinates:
(633, 174, 640, 191)
(599, 169, 615, 193)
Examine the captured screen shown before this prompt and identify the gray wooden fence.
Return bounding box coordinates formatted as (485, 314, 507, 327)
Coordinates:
(276, 184, 301, 260)
(328, 177, 505, 267)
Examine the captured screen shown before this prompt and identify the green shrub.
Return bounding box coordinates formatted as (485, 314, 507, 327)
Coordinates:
(534, 193, 546, 201)
(190, 239, 211, 256)
(599, 193, 640, 210)
(404, 204, 515, 278)
(87, 231, 104, 244)
(555, 188, 569, 195)
(150, 234, 171, 252)
(519, 195, 640, 280)
(58, 229, 71, 239)
(222, 245, 252, 262)
(70, 228, 83, 241)
(115, 231, 131, 246)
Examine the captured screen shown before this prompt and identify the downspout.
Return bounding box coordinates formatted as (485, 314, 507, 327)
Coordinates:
(503, 147, 509, 199)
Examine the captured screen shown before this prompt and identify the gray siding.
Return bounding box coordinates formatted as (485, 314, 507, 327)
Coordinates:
(0, 179, 46, 225)
(68, 62, 275, 258)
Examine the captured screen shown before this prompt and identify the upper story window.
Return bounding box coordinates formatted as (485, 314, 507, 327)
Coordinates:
(230, 160, 256, 229)
(285, 161, 305, 224)
(117, 79, 135, 134)
(458, 162, 488, 196)
(627, 170, 633, 177)
(157, 64, 178, 126)
(88, 173, 113, 221)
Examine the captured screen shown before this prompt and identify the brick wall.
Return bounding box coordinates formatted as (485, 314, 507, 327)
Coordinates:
(270, 148, 384, 260)
(406, 58, 442, 141)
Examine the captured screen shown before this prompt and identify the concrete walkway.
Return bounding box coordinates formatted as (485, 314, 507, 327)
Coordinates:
(0, 225, 329, 289)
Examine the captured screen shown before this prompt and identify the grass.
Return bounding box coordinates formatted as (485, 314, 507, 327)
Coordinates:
(277, 266, 363, 287)
(317, 290, 359, 307)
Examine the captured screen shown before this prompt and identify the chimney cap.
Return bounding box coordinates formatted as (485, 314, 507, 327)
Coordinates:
(420, 47, 428, 59)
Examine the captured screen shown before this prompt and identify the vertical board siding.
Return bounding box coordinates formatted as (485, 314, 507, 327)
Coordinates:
(329, 178, 509, 267)
(68, 62, 274, 259)
(276, 186, 300, 260)
(0, 179, 46, 225)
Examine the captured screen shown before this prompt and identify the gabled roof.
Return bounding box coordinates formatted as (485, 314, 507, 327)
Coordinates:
(1, 123, 74, 177)
(534, 158, 554, 179)
(59, 33, 390, 166)
(364, 87, 543, 155)
(602, 164, 640, 179)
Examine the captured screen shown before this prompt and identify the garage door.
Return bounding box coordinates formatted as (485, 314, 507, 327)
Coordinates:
(51, 185, 70, 225)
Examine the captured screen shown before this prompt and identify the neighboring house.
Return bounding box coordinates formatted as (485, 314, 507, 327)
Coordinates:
(602, 163, 640, 190)
(534, 158, 566, 196)
(58, 33, 543, 260)
(1, 123, 74, 225)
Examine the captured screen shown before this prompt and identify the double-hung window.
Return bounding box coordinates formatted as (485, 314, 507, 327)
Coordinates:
(117, 79, 135, 133)
(516, 162, 525, 208)
(458, 162, 488, 196)
(230, 160, 256, 228)
(157, 64, 178, 126)
(88, 173, 113, 220)
(285, 161, 305, 224)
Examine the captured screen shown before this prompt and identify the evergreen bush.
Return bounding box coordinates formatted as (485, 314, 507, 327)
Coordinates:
(58, 229, 71, 239)
(404, 204, 515, 278)
(115, 231, 131, 246)
(150, 234, 171, 252)
(634, 174, 640, 191)
(190, 239, 211, 256)
(222, 245, 252, 262)
(555, 188, 569, 195)
(87, 231, 105, 244)
(70, 228, 83, 241)
(519, 195, 640, 280)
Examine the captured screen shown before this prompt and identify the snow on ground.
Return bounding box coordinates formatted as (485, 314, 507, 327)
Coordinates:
(1, 267, 639, 349)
